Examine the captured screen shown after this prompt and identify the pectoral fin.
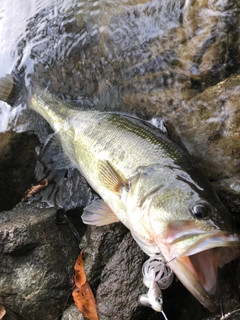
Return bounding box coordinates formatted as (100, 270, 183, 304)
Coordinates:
(98, 160, 128, 195)
(82, 199, 120, 226)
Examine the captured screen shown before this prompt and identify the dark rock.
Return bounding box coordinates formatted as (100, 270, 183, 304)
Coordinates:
(213, 178, 240, 218)
(0, 131, 39, 211)
(62, 223, 150, 320)
(0, 202, 82, 320)
(92, 231, 146, 319)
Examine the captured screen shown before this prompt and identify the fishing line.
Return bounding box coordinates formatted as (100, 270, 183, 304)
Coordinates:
(161, 310, 168, 320)
(202, 306, 240, 320)
(63, 212, 82, 250)
(220, 306, 240, 319)
(166, 256, 177, 263)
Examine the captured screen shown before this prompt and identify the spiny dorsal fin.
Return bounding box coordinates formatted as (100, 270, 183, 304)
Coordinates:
(82, 199, 119, 226)
(0, 74, 14, 103)
(98, 160, 128, 195)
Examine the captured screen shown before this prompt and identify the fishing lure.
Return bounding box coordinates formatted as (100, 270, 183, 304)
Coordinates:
(139, 253, 173, 319)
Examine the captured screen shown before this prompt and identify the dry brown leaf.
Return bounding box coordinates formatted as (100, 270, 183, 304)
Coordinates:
(74, 250, 87, 287)
(21, 178, 48, 201)
(0, 304, 6, 319)
(72, 250, 99, 320)
(72, 282, 98, 320)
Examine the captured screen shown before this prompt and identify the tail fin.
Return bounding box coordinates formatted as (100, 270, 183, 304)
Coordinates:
(0, 73, 23, 106)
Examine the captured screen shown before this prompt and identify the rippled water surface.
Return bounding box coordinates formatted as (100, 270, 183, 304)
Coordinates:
(0, 0, 79, 130)
(1, 0, 238, 132)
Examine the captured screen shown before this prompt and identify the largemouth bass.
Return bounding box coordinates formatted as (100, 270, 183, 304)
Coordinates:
(0, 74, 240, 312)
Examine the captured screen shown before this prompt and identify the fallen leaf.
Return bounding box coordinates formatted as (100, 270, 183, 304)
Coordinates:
(74, 250, 87, 287)
(21, 178, 48, 201)
(72, 251, 99, 320)
(73, 282, 98, 320)
(0, 304, 6, 319)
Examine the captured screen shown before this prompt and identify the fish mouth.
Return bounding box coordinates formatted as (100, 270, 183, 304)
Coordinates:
(163, 230, 240, 312)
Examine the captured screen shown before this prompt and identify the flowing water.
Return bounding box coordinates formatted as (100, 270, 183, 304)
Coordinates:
(1, 0, 238, 133)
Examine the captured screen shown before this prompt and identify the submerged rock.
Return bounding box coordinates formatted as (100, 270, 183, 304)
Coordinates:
(163, 73, 240, 179)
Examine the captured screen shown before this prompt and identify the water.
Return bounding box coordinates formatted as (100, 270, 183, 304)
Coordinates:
(0, 0, 193, 132)
(1, 0, 238, 132)
(0, 0, 78, 131)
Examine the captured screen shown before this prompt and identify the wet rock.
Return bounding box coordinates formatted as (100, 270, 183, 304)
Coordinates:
(213, 178, 240, 217)
(0, 131, 39, 211)
(62, 224, 149, 320)
(83, 224, 147, 319)
(0, 202, 82, 320)
(62, 304, 84, 320)
(30, 0, 239, 106)
(164, 73, 240, 180)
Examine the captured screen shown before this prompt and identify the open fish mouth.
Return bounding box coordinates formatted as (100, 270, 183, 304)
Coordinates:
(165, 231, 240, 312)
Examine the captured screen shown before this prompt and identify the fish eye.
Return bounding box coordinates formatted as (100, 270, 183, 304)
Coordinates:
(191, 201, 212, 220)
(155, 297, 163, 305)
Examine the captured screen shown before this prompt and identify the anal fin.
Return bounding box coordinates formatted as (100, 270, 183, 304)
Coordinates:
(82, 199, 120, 226)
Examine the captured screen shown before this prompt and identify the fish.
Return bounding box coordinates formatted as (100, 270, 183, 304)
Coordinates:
(0, 73, 240, 312)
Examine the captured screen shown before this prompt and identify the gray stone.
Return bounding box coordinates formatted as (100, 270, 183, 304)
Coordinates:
(0, 203, 81, 320)
(62, 304, 84, 320)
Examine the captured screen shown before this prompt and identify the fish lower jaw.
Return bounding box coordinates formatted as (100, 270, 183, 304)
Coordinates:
(168, 251, 219, 312)
(156, 235, 240, 312)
